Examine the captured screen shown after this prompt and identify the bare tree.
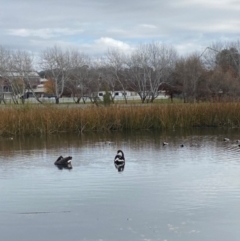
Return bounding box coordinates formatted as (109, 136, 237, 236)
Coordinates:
(184, 53, 205, 103)
(207, 67, 240, 100)
(0, 46, 11, 103)
(125, 42, 177, 103)
(205, 41, 240, 78)
(66, 50, 92, 103)
(215, 47, 240, 77)
(172, 53, 206, 103)
(202, 41, 240, 100)
(10, 50, 42, 104)
(40, 46, 71, 104)
(0, 47, 40, 104)
(172, 57, 188, 102)
(104, 48, 128, 103)
(125, 54, 149, 103)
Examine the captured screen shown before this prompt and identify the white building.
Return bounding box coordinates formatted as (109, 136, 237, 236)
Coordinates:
(33, 78, 48, 96)
(97, 90, 168, 101)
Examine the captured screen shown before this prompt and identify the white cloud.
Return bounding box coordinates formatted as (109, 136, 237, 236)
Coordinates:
(0, 0, 239, 58)
(94, 37, 133, 52)
(175, 42, 206, 56)
(6, 28, 84, 39)
(29, 37, 134, 57)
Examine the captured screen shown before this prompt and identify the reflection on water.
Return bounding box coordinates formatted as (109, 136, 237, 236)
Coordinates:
(1, 129, 240, 241)
(114, 161, 125, 172)
(55, 163, 73, 170)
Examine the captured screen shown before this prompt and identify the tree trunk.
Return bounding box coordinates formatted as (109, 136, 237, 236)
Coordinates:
(76, 97, 81, 104)
(20, 97, 25, 104)
(55, 97, 60, 104)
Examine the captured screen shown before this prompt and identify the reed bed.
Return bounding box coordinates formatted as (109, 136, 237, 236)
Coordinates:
(1, 102, 240, 136)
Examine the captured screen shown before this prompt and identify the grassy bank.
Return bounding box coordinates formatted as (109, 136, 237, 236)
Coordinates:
(1, 102, 240, 136)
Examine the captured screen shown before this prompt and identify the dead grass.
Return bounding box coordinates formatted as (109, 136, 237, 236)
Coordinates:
(0, 102, 240, 136)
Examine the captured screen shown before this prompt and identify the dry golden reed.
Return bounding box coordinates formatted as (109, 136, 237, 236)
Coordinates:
(0, 102, 240, 136)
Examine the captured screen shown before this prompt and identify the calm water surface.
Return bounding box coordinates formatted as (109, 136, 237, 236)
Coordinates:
(1, 129, 240, 241)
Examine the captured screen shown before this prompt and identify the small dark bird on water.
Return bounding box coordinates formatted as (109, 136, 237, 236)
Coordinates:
(223, 138, 230, 142)
(54, 156, 72, 169)
(114, 150, 125, 164)
(162, 142, 168, 146)
(114, 150, 125, 172)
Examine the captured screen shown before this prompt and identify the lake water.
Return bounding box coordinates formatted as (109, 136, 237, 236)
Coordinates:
(1, 129, 240, 241)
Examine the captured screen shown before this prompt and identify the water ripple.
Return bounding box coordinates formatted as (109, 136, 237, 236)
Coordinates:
(1, 132, 240, 241)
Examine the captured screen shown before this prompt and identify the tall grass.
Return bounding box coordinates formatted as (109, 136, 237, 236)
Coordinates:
(1, 103, 240, 136)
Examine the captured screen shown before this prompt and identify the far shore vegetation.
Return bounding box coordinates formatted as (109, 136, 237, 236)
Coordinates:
(1, 40, 240, 136)
(1, 40, 240, 106)
(1, 101, 240, 136)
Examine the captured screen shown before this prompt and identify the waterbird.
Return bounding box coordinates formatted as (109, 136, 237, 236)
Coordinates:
(54, 156, 72, 169)
(223, 138, 230, 142)
(114, 150, 125, 172)
(105, 141, 114, 145)
(114, 150, 125, 164)
(162, 142, 169, 146)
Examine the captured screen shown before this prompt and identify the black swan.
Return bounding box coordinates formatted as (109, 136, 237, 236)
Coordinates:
(54, 156, 72, 169)
(114, 150, 125, 164)
(114, 150, 125, 172)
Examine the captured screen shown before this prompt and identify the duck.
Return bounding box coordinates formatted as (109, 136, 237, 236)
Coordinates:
(223, 138, 230, 142)
(162, 142, 168, 146)
(54, 156, 72, 169)
(105, 141, 114, 145)
(180, 144, 184, 147)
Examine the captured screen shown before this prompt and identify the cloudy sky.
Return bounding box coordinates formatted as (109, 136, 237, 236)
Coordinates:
(1, 0, 239, 57)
